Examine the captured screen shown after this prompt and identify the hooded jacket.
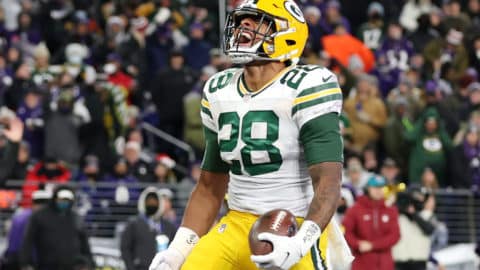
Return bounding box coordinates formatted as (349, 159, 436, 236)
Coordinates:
(19, 186, 93, 270)
(405, 107, 453, 185)
(120, 187, 176, 270)
(342, 195, 400, 270)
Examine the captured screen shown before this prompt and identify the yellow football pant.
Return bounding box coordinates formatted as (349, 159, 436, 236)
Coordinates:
(181, 210, 328, 270)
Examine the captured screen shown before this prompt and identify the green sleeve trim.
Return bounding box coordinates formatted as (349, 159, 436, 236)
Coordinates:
(292, 93, 342, 116)
(297, 82, 340, 98)
(201, 106, 212, 118)
(299, 113, 343, 165)
(201, 127, 230, 173)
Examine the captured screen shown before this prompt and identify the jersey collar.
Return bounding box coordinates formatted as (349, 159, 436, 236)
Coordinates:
(236, 65, 294, 98)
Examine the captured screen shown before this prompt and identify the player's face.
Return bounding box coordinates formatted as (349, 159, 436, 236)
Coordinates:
(233, 14, 272, 48)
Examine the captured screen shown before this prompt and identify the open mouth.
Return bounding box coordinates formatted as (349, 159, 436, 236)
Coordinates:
(237, 32, 254, 46)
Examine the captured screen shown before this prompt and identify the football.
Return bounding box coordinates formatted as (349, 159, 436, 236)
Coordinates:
(248, 209, 299, 255)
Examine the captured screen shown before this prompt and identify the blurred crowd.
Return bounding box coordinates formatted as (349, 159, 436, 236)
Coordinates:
(0, 0, 480, 269)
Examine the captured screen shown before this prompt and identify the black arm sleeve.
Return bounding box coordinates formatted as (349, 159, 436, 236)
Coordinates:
(412, 214, 436, 235)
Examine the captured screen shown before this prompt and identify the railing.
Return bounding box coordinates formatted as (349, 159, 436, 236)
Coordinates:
(1, 182, 479, 243)
(140, 122, 196, 164)
(1, 182, 480, 269)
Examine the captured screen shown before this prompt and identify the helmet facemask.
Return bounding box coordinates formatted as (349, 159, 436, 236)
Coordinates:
(223, 8, 278, 64)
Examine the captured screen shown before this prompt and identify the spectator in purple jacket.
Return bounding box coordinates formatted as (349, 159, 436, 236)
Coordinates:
(183, 22, 212, 72)
(16, 88, 43, 159)
(2, 190, 51, 270)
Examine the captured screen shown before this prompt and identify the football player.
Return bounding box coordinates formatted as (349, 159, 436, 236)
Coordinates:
(149, 0, 344, 269)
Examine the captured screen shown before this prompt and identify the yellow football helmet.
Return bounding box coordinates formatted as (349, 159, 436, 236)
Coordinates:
(223, 0, 308, 65)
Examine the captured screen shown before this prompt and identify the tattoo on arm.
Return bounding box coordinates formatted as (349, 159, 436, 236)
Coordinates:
(306, 162, 342, 230)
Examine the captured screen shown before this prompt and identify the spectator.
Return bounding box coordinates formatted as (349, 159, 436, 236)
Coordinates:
(120, 187, 176, 270)
(320, 0, 351, 34)
(153, 154, 177, 184)
(157, 188, 177, 226)
(404, 107, 453, 186)
(393, 188, 437, 270)
(322, 23, 375, 73)
(468, 35, 480, 75)
(117, 17, 149, 96)
(408, 13, 440, 53)
(423, 28, 468, 85)
(0, 116, 24, 186)
(451, 125, 480, 188)
(149, 50, 196, 157)
(356, 2, 385, 52)
(4, 62, 33, 111)
(183, 22, 212, 71)
(104, 53, 134, 99)
(124, 141, 152, 182)
(2, 190, 51, 270)
(342, 175, 400, 270)
(21, 157, 71, 208)
(177, 161, 201, 209)
(380, 158, 407, 206)
(399, 0, 436, 32)
(20, 185, 94, 270)
(16, 87, 44, 159)
(344, 74, 388, 152)
(44, 87, 91, 166)
(374, 20, 415, 96)
(362, 144, 379, 173)
(343, 156, 371, 196)
(183, 65, 216, 156)
(442, 0, 471, 32)
(383, 96, 415, 176)
(304, 5, 324, 56)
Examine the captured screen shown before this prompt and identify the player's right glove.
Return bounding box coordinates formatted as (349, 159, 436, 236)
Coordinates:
(149, 247, 185, 270)
(149, 227, 199, 270)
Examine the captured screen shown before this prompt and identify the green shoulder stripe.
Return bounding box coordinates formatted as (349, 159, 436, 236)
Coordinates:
(297, 82, 340, 98)
(201, 105, 212, 118)
(292, 93, 342, 116)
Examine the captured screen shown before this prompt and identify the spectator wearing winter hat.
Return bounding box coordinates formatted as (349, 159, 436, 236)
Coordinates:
(404, 107, 453, 186)
(153, 154, 177, 184)
(423, 28, 469, 85)
(343, 175, 400, 270)
(117, 16, 150, 94)
(123, 141, 152, 182)
(320, 0, 351, 34)
(356, 2, 385, 52)
(383, 96, 414, 178)
(20, 185, 94, 270)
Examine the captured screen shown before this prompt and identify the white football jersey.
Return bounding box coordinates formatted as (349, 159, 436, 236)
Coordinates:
(201, 65, 342, 217)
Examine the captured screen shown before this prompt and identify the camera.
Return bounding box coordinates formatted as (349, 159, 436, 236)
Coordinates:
(397, 187, 430, 215)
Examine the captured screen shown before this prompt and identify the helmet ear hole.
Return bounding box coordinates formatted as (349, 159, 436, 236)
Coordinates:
(286, 40, 296, 46)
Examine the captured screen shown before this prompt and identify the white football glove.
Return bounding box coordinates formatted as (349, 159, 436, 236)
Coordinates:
(149, 247, 185, 270)
(149, 227, 199, 270)
(251, 220, 321, 270)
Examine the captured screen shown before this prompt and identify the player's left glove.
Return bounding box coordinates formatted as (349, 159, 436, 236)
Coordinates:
(251, 220, 321, 270)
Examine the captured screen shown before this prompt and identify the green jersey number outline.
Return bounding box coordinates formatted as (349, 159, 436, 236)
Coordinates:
(218, 110, 282, 176)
